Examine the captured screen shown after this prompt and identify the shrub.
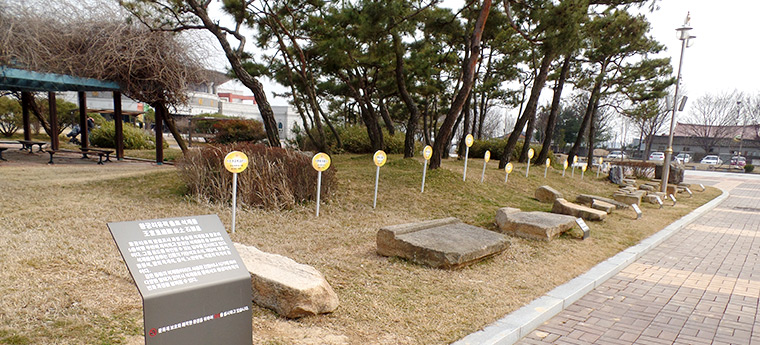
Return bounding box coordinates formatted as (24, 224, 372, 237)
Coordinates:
(610, 161, 656, 179)
(177, 142, 337, 210)
(211, 119, 266, 144)
(745, 164, 754, 173)
(469, 138, 556, 164)
(303, 125, 411, 154)
(90, 121, 163, 149)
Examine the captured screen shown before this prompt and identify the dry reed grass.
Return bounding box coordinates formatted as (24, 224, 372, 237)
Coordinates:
(0, 154, 720, 344)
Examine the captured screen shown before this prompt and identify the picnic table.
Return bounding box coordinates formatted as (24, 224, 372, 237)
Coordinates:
(45, 147, 114, 165)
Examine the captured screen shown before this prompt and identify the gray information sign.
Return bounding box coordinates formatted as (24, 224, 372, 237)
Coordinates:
(575, 218, 590, 240)
(108, 215, 252, 345)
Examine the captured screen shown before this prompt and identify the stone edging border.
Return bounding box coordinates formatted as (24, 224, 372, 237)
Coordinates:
(453, 188, 730, 345)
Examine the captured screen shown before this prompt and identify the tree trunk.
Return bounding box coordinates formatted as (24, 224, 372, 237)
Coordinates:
(393, 34, 421, 158)
(458, 92, 472, 158)
(568, 60, 608, 163)
(586, 101, 600, 165)
(152, 102, 188, 154)
(519, 105, 537, 163)
(537, 56, 572, 164)
(498, 51, 554, 168)
(186, 0, 280, 147)
(430, 0, 491, 169)
(379, 97, 395, 135)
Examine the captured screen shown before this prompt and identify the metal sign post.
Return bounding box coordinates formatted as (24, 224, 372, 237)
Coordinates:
(108, 215, 252, 345)
(575, 218, 590, 240)
(421, 146, 432, 193)
(504, 163, 513, 183)
(571, 155, 578, 177)
(597, 157, 603, 178)
(563, 160, 568, 177)
(311, 153, 331, 217)
(373, 150, 387, 208)
(481, 150, 491, 183)
(669, 194, 677, 206)
(463, 134, 473, 181)
(581, 164, 587, 180)
(544, 158, 550, 178)
(223, 151, 249, 234)
(525, 148, 534, 177)
(632, 204, 643, 219)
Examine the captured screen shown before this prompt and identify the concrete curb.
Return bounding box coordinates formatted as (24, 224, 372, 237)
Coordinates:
(453, 189, 729, 345)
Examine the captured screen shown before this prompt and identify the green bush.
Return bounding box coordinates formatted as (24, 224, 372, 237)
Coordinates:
(469, 138, 556, 164)
(90, 121, 163, 149)
(745, 164, 754, 173)
(212, 119, 266, 144)
(303, 125, 411, 154)
(177, 142, 337, 210)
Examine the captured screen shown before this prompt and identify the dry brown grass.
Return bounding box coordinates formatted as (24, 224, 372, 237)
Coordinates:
(0, 153, 720, 344)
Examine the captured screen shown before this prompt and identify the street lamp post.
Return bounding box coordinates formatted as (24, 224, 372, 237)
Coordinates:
(661, 15, 695, 194)
(738, 101, 745, 156)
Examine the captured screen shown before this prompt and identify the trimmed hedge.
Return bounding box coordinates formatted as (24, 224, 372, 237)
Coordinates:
(90, 121, 163, 149)
(211, 119, 266, 144)
(303, 125, 411, 154)
(177, 142, 337, 210)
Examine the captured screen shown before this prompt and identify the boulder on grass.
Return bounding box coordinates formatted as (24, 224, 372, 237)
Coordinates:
(655, 162, 684, 184)
(639, 184, 656, 192)
(495, 208, 577, 240)
(377, 218, 509, 269)
(591, 199, 615, 214)
(535, 185, 564, 203)
(234, 243, 339, 319)
(552, 198, 607, 221)
(608, 166, 624, 185)
(613, 191, 644, 206)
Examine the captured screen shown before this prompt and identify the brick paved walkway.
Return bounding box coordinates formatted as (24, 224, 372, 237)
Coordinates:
(518, 174, 760, 345)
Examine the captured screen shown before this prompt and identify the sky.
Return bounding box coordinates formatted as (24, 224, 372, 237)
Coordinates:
(205, 0, 760, 141)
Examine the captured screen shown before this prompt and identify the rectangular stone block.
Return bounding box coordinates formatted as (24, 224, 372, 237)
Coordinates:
(377, 218, 509, 269)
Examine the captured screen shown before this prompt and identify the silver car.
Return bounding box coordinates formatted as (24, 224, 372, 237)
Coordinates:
(700, 155, 722, 165)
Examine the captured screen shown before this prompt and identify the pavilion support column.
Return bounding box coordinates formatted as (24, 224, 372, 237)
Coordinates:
(78, 91, 88, 150)
(48, 92, 59, 150)
(155, 103, 164, 165)
(113, 91, 124, 160)
(21, 91, 32, 141)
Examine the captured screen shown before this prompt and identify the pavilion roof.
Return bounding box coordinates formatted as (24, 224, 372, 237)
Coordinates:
(0, 66, 120, 92)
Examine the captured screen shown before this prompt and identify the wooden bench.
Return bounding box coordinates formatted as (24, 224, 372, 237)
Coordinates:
(80, 148, 114, 164)
(18, 140, 47, 152)
(0, 147, 7, 161)
(46, 148, 113, 165)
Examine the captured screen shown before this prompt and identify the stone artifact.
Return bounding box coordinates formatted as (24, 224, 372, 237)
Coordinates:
(608, 166, 624, 185)
(613, 190, 645, 206)
(576, 194, 629, 209)
(591, 199, 615, 213)
(552, 198, 607, 221)
(495, 207, 577, 240)
(377, 218, 509, 269)
(234, 243, 339, 319)
(535, 185, 564, 203)
(666, 184, 677, 195)
(644, 194, 662, 204)
(639, 184, 655, 192)
(654, 162, 684, 184)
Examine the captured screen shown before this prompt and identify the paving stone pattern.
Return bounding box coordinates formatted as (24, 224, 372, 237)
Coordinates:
(518, 176, 760, 345)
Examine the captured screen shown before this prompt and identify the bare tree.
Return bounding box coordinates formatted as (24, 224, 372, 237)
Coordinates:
(682, 91, 742, 154)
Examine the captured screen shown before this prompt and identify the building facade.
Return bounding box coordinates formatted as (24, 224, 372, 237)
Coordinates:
(649, 123, 760, 163)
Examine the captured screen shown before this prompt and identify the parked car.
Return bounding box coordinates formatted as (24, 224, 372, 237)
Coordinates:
(730, 156, 747, 168)
(700, 155, 722, 165)
(675, 153, 692, 164)
(649, 152, 665, 161)
(606, 150, 627, 160)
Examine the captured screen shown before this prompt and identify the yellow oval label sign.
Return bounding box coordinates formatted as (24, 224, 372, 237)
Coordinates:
(573, 155, 578, 164)
(599, 157, 604, 164)
(224, 151, 249, 173)
(373, 150, 387, 167)
(465, 134, 474, 148)
(422, 145, 433, 160)
(528, 148, 534, 159)
(505, 162, 513, 174)
(545, 158, 551, 167)
(312, 152, 331, 172)
(582, 164, 588, 172)
(563, 160, 568, 170)
(484, 150, 491, 163)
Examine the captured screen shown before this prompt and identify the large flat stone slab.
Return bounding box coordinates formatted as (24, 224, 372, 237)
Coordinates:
(377, 218, 509, 269)
(552, 198, 607, 221)
(495, 208, 577, 240)
(234, 243, 339, 318)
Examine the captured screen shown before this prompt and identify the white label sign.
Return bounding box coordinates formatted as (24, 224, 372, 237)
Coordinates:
(575, 218, 590, 240)
(669, 194, 677, 206)
(631, 204, 642, 219)
(655, 196, 663, 208)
